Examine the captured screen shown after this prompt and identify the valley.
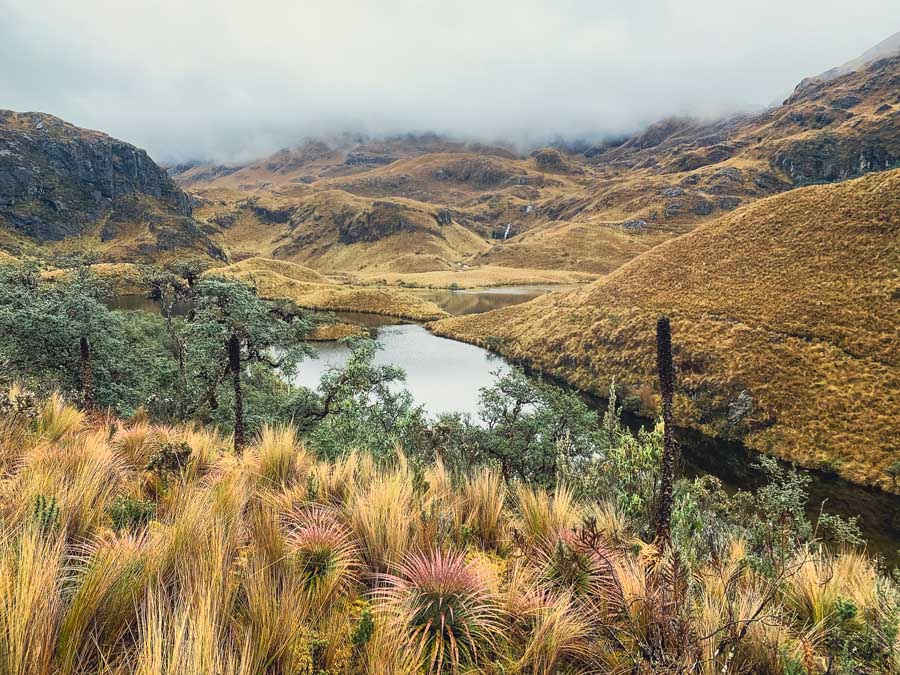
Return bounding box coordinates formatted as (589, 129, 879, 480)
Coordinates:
(1, 37, 898, 493)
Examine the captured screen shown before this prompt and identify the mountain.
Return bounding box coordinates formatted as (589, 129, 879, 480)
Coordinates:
(799, 30, 900, 88)
(172, 46, 900, 279)
(432, 168, 900, 490)
(0, 111, 225, 261)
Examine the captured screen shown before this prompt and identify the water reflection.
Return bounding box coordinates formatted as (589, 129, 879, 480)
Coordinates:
(292, 323, 511, 418)
(411, 285, 570, 315)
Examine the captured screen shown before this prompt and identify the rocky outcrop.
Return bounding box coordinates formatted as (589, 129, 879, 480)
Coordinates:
(336, 200, 440, 244)
(0, 110, 192, 241)
(431, 157, 528, 189)
(773, 128, 899, 184)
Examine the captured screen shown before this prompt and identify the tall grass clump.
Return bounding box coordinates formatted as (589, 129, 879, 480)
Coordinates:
(252, 424, 311, 490)
(0, 527, 64, 675)
(35, 393, 84, 443)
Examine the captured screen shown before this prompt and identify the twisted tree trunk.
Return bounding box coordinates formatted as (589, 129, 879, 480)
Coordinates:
(228, 332, 245, 453)
(79, 335, 94, 412)
(654, 316, 677, 546)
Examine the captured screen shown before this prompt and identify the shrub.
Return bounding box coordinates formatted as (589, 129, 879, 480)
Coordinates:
(108, 494, 155, 533)
(146, 441, 191, 479)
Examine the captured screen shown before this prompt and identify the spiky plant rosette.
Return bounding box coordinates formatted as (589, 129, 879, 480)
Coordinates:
(535, 532, 622, 611)
(284, 506, 360, 599)
(375, 548, 504, 674)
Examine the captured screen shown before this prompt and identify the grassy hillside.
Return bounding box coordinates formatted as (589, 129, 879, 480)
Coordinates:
(432, 169, 900, 490)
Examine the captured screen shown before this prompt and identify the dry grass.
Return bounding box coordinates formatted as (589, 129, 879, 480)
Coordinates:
(308, 322, 368, 341)
(432, 168, 900, 490)
(42, 263, 146, 295)
(354, 265, 598, 289)
(207, 263, 449, 321)
(0, 390, 895, 675)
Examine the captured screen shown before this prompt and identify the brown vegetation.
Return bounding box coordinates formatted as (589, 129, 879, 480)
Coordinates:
(432, 169, 900, 490)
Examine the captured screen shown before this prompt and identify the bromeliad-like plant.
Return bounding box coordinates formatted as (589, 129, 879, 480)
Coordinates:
(376, 548, 503, 673)
(535, 532, 621, 610)
(286, 507, 360, 603)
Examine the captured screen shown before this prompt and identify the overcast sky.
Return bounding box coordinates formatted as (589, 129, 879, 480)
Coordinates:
(2, 0, 898, 163)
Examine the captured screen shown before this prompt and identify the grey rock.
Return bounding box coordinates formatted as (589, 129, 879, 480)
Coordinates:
(717, 196, 741, 210)
(435, 208, 453, 226)
(830, 95, 862, 110)
(726, 390, 754, 427)
(1, 111, 192, 241)
(621, 219, 647, 230)
(692, 198, 713, 216)
(711, 167, 743, 183)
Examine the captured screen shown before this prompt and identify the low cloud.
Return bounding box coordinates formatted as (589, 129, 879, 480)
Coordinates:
(2, 0, 898, 162)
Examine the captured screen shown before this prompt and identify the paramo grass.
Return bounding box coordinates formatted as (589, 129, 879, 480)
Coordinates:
(0, 391, 898, 674)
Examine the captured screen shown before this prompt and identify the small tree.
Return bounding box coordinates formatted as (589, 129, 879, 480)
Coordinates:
(185, 277, 314, 452)
(0, 260, 149, 411)
(142, 262, 202, 418)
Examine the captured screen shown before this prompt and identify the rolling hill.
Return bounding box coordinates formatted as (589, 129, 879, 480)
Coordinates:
(431, 168, 900, 490)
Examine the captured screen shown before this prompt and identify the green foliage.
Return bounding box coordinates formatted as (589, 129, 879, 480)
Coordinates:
(146, 441, 191, 479)
(558, 383, 662, 535)
(350, 606, 375, 650)
(32, 494, 60, 534)
(182, 277, 316, 444)
(290, 339, 428, 460)
(818, 512, 865, 548)
(0, 261, 172, 414)
(433, 367, 602, 486)
(108, 494, 155, 533)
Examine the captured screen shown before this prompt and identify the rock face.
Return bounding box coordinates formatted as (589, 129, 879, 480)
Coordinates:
(0, 110, 192, 242)
(773, 129, 899, 184)
(336, 200, 441, 245)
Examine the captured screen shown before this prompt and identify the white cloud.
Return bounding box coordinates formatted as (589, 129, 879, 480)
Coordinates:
(2, 0, 898, 162)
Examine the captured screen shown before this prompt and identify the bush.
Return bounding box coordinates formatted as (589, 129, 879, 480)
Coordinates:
(108, 494, 155, 533)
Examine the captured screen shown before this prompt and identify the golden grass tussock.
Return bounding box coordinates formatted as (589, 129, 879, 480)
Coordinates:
(432, 168, 900, 491)
(515, 483, 581, 549)
(0, 391, 897, 675)
(35, 392, 85, 443)
(308, 322, 368, 341)
(0, 527, 64, 675)
(41, 262, 146, 296)
(250, 424, 312, 490)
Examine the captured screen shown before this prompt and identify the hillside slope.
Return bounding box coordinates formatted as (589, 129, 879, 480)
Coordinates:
(174, 43, 900, 277)
(432, 168, 900, 489)
(0, 111, 225, 262)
